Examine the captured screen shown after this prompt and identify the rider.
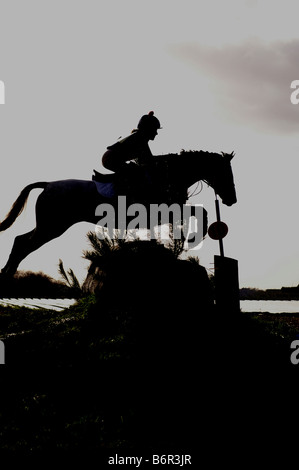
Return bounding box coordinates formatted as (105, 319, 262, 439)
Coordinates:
(101, 111, 162, 197)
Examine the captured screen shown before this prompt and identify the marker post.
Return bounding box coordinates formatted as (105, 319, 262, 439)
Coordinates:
(210, 195, 240, 313)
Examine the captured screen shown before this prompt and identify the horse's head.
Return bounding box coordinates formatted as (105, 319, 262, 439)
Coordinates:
(154, 150, 237, 206)
(205, 152, 237, 206)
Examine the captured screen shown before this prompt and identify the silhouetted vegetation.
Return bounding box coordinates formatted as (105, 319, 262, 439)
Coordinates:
(58, 259, 82, 297)
(0, 270, 80, 298)
(0, 238, 297, 456)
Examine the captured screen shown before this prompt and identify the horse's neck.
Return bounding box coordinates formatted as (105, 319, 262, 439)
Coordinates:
(182, 151, 220, 188)
(154, 151, 220, 193)
(175, 153, 210, 186)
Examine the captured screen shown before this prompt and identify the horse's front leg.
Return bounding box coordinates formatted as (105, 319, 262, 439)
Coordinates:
(183, 205, 208, 251)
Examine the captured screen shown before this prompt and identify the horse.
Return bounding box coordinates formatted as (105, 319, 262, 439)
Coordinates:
(0, 150, 237, 276)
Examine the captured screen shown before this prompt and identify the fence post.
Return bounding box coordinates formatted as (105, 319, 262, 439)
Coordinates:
(214, 255, 240, 313)
(211, 194, 240, 313)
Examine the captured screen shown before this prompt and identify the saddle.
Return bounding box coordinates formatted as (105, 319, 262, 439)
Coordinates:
(92, 170, 117, 198)
(92, 163, 140, 183)
(92, 169, 116, 183)
(92, 165, 154, 200)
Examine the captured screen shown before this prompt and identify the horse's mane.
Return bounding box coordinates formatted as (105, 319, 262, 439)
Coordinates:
(154, 149, 222, 166)
(151, 149, 226, 201)
(151, 150, 207, 201)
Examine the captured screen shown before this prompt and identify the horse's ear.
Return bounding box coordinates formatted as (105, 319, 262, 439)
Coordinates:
(222, 151, 235, 161)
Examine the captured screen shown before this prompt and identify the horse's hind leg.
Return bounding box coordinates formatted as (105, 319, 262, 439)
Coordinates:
(1, 226, 63, 276)
(1, 229, 41, 276)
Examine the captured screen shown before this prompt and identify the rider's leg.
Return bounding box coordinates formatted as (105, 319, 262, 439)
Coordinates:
(102, 150, 120, 172)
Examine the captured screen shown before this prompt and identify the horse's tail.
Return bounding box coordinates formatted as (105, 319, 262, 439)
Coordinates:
(0, 181, 48, 232)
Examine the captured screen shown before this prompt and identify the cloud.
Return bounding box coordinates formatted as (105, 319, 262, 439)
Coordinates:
(171, 39, 299, 134)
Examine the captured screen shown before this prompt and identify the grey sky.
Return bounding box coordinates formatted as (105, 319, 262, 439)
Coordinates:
(0, 1, 299, 289)
(172, 39, 299, 134)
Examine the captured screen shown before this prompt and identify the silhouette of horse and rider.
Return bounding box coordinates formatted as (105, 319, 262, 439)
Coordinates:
(0, 111, 237, 276)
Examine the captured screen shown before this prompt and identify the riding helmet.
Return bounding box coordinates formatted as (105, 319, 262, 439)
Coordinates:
(137, 111, 162, 131)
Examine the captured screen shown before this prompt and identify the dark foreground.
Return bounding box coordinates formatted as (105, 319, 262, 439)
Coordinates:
(0, 299, 298, 461)
(0, 239, 298, 461)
